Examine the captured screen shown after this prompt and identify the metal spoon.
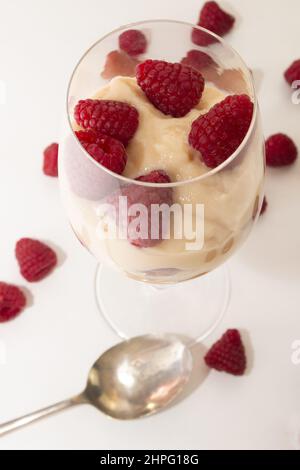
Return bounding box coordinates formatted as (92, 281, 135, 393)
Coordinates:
(0, 335, 192, 436)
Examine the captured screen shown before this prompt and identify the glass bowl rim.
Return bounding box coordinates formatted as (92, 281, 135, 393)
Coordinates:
(66, 19, 258, 189)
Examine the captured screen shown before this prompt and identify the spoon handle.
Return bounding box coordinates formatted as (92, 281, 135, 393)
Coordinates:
(0, 394, 86, 437)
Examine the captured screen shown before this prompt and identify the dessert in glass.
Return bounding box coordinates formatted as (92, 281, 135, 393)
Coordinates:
(59, 20, 265, 342)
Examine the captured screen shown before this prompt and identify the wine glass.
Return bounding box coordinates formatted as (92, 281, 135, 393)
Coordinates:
(59, 20, 265, 343)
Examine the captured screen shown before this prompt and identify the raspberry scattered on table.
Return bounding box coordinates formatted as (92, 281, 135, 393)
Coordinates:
(0, 282, 27, 323)
(265, 133, 298, 167)
(192, 1, 235, 46)
(284, 60, 300, 86)
(43, 143, 59, 177)
(204, 329, 247, 376)
(16, 238, 57, 282)
(119, 30, 147, 56)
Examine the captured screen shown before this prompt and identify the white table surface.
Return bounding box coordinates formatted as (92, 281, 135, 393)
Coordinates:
(0, 0, 300, 450)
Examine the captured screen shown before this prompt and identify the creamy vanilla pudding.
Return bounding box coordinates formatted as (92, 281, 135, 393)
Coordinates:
(60, 76, 264, 284)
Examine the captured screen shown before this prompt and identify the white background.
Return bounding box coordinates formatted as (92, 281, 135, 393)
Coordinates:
(0, 0, 300, 450)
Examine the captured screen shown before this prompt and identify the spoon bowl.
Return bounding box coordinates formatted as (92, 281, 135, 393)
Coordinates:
(85, 335, 193, 420)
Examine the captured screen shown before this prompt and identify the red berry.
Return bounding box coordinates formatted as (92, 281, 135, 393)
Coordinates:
(108, 170, 173, 248)
(0, 282, 26, 323)
(101, 50, 140, 80)
(131, 170, 173, 248)
(284, 60, 300, 85)
(64, 136, 113, 201)
(75, 129, 98, 144)
(189, 94, 253, 168)
(43, 143, 58, 177)
(205, 329, 246, 376)
(260, 196, 268, 216)
(16, 238, 57, 282)
(136, 170, 171, 184)
(119, 30, 147, 56)
(265, 133, 298, 167)
(75, 130, 127, 175)
(136, 59, 205, 118)
(192, 1, 235, 46)
(181, 50, 214, 72)
(74, 99, 139, 146)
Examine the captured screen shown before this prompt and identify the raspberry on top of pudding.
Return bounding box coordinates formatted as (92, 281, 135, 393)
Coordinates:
(73, 58, 253, 182)
(75, 74, 227, 183)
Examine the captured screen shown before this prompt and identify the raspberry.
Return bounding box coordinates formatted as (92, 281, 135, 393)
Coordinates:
(75, 130, 127, 175)
(75, 129, 98, 144)
(64, 134, 112, 201)
(189, 94, 253, 168)
(101, 50, 140, 80)
(119, 30, 147, 56)
(260, 196, 268, 216)
(74, 99, 139, 146)
(181, 50, 214, 72)
(284, 60, 300, 85)
(136, 170, 171, 184)
(16, 238, 57, 282)
(204, 329, 246, 376)
(0, 282, 26, 323)
(108, 170, 173, 248)
(43, 143, 58, 177)
(136, 60, 205, 118)
(265, 133, 298, 167)
(192, 1, 235, 46)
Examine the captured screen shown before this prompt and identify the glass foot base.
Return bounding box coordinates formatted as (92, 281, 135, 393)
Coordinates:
(95, 265, 231, 344)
